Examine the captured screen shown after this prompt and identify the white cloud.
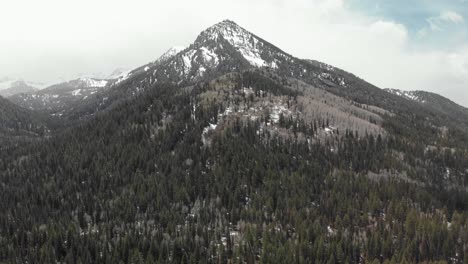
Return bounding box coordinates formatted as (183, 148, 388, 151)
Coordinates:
(0, 0, 467, 106)
(440, 11, 464, 23)
(427, 11, 464, 31)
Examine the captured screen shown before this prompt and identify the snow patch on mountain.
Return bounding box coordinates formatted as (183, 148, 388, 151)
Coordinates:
(199, 47, 219, 66)
(72, 89, 82, 96)
(79, 78, 108, 88)
(270, 104, 290, 124)
(385, 88, 426, 103)
(202, 123, 218, 146)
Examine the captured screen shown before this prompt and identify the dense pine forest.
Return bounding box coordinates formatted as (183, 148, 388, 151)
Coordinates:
(1, 70, 468, 263)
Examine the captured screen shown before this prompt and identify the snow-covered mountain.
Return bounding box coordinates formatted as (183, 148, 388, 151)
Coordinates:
(75, 19, 467, 132)
(0, 70, 125, 98)
(5, 20, 360, 107)
(116, 20, 353, 93)
(0, 77, 48, 97)
(8, 20, 377, 119)
(8, 20, 345, 113)
(7, 46, 188, 114)
(0, 77, 42, 90)
(143, 20, 295, 84)
(8, 19, 468, 134)
(8, 77, 111, 114)
(194, 20, 282, 68)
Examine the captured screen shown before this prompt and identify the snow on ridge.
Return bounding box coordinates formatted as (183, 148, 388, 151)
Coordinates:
(113, 70, 133, 85)
(386, 88, 426, 103)
(78, 78, 108, 88)
(167, 46, 186, 55)
(156, 46, 187, 64)
(219, 25, 271, 68)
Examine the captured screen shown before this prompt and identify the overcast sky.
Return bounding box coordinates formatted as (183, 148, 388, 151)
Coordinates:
(1, 0, 468, 106)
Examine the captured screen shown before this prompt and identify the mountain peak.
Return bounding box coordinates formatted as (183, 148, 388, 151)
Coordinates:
(207, 19, 240, 31)
(217, 19, 239, 27)
(191, 20, 284, 69)
(129, 19, 298, 85)
(196, 19, 247, 43)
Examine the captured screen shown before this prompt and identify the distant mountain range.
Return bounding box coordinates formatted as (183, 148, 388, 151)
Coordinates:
(0, 78, 43, 97)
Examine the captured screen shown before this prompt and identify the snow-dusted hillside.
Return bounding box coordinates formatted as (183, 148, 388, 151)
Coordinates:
(385, 88, 427, 103)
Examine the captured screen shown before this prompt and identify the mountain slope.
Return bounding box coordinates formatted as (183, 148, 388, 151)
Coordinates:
(2, 68, 467, 263)
(0, 96, 50, 145)
(386, 88, 468, 126)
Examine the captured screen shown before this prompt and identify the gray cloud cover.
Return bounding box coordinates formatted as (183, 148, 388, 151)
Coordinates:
(1, 0, 467, 106)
